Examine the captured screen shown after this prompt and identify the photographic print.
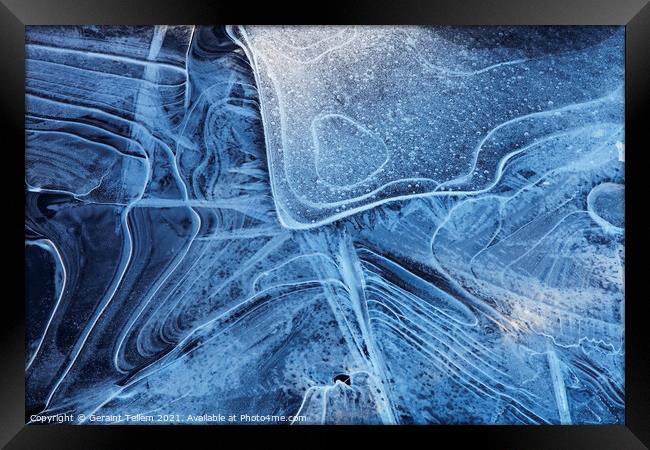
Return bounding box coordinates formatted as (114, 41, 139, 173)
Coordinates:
(25, 25, 625, 425)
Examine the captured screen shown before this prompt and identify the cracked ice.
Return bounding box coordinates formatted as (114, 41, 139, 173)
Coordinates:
(25, 25, 624, 424)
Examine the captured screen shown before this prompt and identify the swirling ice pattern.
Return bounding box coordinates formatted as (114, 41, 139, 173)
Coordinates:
(25, 25, 624, 425)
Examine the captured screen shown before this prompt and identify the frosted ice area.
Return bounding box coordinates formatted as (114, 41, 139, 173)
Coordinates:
(25, 25, 624, 424)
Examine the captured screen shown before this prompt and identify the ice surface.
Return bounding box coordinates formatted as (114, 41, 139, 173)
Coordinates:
(232, 26, 624, 228)
(25, 25, 624, 425)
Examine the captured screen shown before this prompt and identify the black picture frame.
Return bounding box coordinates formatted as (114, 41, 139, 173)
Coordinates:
(2, 1, 648, 448)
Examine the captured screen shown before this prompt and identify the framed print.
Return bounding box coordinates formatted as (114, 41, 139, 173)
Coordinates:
(2, 0, 649, 448)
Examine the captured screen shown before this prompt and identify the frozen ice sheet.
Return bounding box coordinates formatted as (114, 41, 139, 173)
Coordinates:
(25, 26, 624, 425)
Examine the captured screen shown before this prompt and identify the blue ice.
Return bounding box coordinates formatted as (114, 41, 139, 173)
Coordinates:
(25, 25, 624, 425)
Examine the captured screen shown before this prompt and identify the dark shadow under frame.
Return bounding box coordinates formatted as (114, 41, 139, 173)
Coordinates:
(1, 0, 648, 448)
